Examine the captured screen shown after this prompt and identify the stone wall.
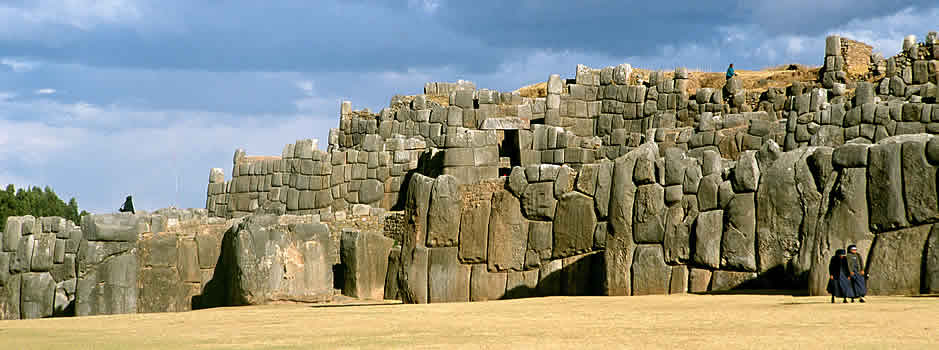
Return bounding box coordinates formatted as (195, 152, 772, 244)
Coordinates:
(1, 216, 81, 319)
(395, 134, 939, 302)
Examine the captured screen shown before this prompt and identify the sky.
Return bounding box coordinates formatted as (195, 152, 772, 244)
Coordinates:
(1, 0, 937, 214)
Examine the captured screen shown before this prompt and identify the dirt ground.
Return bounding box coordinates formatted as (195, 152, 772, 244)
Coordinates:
(1, 294, 935, 349)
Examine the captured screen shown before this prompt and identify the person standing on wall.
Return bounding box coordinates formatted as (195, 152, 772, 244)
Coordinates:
(726, 63, 737, 80)
(846, 244, 867, 303)
(119, 195, 135, 214)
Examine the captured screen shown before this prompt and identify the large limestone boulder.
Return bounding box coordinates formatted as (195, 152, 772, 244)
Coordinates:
(521, 182, 557, 221)
(553, 192, 597, 258)
(926, 226, 939, 294)
(757, 147, 824, 277)
(633, 184, 666, 243)
(341, 229, 394, 300)
(426, 175, 462, 247)
(428, 247, 470, 303)
(867, 142, 909, 231)
(867, 224, 932, 295)
(631, 245, 669, 295)
(808, 168, 872, 295)
(226, 215, 333, 305)
(693, 210, 722, 269)
(605, 143, 656, 296)
(488, 191, 528, 272)
(722, 193, 756, 272)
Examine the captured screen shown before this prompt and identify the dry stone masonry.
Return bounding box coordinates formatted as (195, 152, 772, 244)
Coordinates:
(4, 33, 939, 320)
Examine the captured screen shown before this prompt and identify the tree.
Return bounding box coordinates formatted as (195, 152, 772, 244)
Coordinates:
(0, 184, 87, 232)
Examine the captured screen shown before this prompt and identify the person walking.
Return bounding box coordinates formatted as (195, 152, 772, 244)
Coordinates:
(827, 249, 855, 303)
(846, 244, 867, 303)
(726, 63, 737, 80)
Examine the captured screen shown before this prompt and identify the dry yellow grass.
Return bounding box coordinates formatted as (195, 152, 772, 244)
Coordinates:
(1, 294, 936, 349)
(513, 65, 823, 99)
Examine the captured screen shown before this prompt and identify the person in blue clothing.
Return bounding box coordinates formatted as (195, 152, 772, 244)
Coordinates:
(846, 244, 867, 303)
(726, 63, 737, 80)
(827, 248, 855, 303)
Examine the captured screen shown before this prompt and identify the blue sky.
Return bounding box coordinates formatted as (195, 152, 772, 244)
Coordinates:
(1, 0, 937, 214)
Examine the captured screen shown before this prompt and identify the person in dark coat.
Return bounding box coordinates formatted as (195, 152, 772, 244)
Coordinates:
(827, 249, 855, 303)
(119, 195, 135, 214)
(846, 244, 867, 303)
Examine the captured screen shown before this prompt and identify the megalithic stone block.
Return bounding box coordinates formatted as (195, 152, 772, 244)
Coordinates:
(426, 175, 461, 247)
(341, 229, 395, 300)
(428, 247, 470, 303)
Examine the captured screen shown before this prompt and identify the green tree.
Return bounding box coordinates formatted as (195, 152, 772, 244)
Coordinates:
(0, 184, 87, 232)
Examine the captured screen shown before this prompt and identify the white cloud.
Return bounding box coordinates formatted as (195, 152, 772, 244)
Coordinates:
(0, 0, 142, 32)
(0, 92, 15, 101)
(408, 0, 441, 14)
(1, 57, 39, 72)
(35, 88, 56, 95)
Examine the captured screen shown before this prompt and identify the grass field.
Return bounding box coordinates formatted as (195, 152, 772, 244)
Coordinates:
(1, 294, 935, 349)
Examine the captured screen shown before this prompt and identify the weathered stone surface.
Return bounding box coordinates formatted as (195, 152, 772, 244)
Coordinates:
(459, 198, 491, 263)
(504, 269, 539, 299)
(633, 184, 666, 243)
(688, 268, 711, 293)
(697, 174, 721, 211)
(384, 246, 401, 300)
(663, 206, 689, 264)
(710, 271, 757, 292)
(521, 182, 557, 221)
(196, 231, 223, 269)
(901, 140, 939, 224)
(832, 143, 870, 168)
(227, 215, 333, 305)
(178, 239, 201, 283)
(137, 266, 182, 313)
(693, 210, 722, 269)
(808, 168, 872, 296)
(868, 143, 909, 231)
(669, 266, 688, 294)
(527, 221, 553, 264)
(31, 232, 55, 272)
(341, 229, 394, 300)
(758, 148, 821, 276)
(1, 274, 21, 319)
(575, 163, 600, 196)
(76, 253, 137, 316)
(428, 247, 470, 303)
(20, 272, 55, 319)
(605, 144, 655, 296)
(359, 179, 384, 204)
(401, 246, 428, 304)
(631, 245, 669, 295)
(470, 264, 507, 301)
(595, 161, 614, 219)
(553, 192, 597, 258)
(82, 214, 141, 242)
(139, 233, 178, 268)
(732, 151, 760, 192)
(3, 216, 24, 252)
(488, 191, 528, 271)
(405, 174, 434, 249)
(927, 226, 939, 293)
(867, 224, 932, 295)
(722, 193, 757, 272)
(426, 175, 462, 247)
(507, 167, 528, 196)
(12, 235, 36, 273)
